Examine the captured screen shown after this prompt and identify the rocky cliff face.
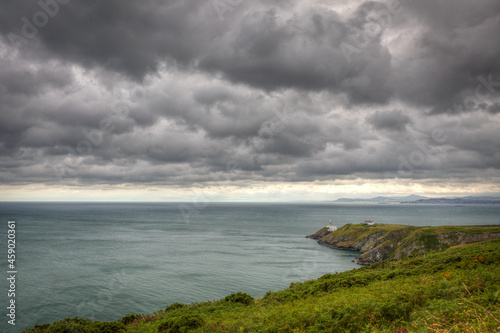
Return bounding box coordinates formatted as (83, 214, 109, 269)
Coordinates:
(307, 224, 500, 265)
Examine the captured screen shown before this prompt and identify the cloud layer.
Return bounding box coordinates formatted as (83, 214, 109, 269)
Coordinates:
(1, 0, 500, 199)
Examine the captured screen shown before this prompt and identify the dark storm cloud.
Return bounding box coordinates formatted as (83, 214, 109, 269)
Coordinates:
(0, 62, 72, 96)
(367, 110, 412, 132)
(0, 0, 208, 80)
(0, 0, 499, 189)
(392, 0, 500, 112)
(0, 0, 395, 103)
(1, 0, 499, 108)
(199, 6, 394, 103)
(488, 103, 500, 114)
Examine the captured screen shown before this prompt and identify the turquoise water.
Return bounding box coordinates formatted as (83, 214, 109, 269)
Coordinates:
(0, 202, 499, 332)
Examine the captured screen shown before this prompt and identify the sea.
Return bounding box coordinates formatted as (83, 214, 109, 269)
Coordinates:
(1, 202, 499, 332)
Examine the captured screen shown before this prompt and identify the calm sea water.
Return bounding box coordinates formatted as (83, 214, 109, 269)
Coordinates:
(0, 202, 499, 332)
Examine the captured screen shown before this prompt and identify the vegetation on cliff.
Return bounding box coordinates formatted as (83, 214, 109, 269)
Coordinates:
(307, 224, 500, 264)
(22, 238, 500, 332)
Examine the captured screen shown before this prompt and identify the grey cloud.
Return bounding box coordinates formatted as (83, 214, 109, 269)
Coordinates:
(1, 0, 499, 111)
(1, 0, 395, 104)
(0, 0, 499, 189)
(200, 6, 394, 104)
(487, 103, 500, 114)
(0, 64, 72, 96)
(392, 0, 500, 112)
(367, 110, 412, 132)
(0, 0, 207, 80)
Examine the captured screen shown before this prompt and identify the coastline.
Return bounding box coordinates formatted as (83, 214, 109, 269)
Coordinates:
(22, 238, 500, 332)
(306, 223, 500, 265)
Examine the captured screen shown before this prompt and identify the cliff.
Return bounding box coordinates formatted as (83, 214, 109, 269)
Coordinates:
(307, 223, 500, 264)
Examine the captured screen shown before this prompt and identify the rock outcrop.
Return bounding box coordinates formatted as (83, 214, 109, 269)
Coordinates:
(307, 224, 500, 265)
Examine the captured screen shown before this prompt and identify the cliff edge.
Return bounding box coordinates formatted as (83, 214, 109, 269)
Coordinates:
(307, 224, 500, 264)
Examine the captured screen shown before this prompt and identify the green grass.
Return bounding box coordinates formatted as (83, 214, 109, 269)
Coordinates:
(313, 224, 500, 264)
(332, 224, 500, 240)
(22, 239, 500, 333)
(335, 223, 412, 239)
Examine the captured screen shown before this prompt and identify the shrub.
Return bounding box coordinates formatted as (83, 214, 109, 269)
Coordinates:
(120, 313, 141, 325)
(166, 302, 187, 311)
(21, 317, 125, 333)
(21, 324, 50, 332)
(94, 321, 126, 333)
(261, 290, 299, 305)
(223, 292, 254, 306)
(158, 314, 204, 333)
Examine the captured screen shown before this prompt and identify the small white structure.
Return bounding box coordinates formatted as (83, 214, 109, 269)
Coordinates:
(363, 220, 375, 225)
(327, 220, 337, 231)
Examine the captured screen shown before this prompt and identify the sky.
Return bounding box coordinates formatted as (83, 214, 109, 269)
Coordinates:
(0, 0, 500, 202)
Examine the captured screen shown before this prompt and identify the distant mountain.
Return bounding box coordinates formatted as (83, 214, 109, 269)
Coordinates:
(459, 196, 500, 201)
(399, 194, 429, 201)
(331, 194, 500, 204)
(333, 194, 428, 203)
(403, 196, 500, 204)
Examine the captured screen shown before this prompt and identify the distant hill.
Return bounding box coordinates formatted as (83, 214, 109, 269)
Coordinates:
(332, 194, 428, 203)
(403, 196, 500, 204)
(307, 223, 500, 264)
(332, 194, 500, 204)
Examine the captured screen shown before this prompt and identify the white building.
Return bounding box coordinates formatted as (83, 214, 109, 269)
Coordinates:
(327, 220, 337, 231)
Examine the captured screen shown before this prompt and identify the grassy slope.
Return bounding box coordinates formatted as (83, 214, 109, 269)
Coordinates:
(313, 224, 500, 264)
(321, 224, 500, 242)
(23, 239, 500, 333)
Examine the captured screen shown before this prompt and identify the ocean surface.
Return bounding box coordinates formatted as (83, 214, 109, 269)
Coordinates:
(1, 202, 500, 332)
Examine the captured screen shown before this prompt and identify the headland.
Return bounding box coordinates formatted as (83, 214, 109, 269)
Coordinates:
(307, 223, 500, 264)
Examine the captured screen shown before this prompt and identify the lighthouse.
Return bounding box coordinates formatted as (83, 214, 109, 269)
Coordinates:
(327, 220, 337, 232)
